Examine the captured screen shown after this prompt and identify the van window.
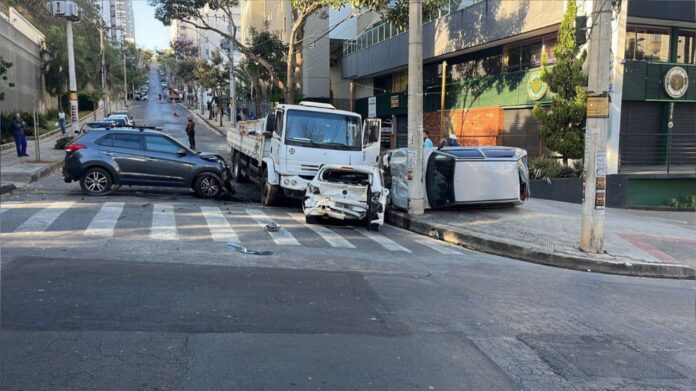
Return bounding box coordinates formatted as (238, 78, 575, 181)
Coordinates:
(425, 152, 455, 208)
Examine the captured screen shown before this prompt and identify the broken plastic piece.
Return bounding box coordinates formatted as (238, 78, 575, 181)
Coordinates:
(264, 223, 280, 232)
(226, 242, 273, 255)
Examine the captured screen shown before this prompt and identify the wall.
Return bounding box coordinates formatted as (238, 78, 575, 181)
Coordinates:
(424, 107, 503, 146)
(302, 13, 330, 100)
(342, 0, 564, 79)
(0, 11, 54, 114)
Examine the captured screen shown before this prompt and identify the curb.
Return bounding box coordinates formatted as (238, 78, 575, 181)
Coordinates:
(386, 209, 696, 280)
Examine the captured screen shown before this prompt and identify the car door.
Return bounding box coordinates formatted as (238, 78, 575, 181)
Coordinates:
(96, 133, 147, 184)
(143, 134, 193, 186)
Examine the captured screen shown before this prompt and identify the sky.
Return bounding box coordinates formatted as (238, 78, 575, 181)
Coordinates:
(133, 0, 170, 51)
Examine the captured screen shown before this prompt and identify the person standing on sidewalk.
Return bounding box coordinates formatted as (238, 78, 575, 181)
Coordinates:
(58, 110, 66, 136)
(11, 112, 29, 157)
(185, 115, 196, 150)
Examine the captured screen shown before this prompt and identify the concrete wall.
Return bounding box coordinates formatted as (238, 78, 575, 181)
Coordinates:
(0, 11, 54, 114)
(302, 13, 330, 100)
(342, 0, 564, 79)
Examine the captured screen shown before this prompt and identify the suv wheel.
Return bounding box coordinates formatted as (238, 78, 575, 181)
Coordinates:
(194, 173, 222, 198)
(80, 167, 113, 196)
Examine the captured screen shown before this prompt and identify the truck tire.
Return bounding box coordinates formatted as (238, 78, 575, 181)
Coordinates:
(231, 151, 248, 183)
(260, 167, 278, 206)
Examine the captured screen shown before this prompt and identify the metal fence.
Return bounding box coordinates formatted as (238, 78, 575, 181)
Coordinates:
(619, 132, 696, 173)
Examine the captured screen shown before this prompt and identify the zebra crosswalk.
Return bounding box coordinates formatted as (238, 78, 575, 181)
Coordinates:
(0, 201, 466, 256)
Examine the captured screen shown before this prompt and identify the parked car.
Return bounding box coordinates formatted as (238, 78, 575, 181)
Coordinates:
(387, 146, 529, 209)
(303, 165, 388, 231)
(107, 114, 133, 126)
(62, 128, 233, 198)
(141, 94, 148, 101)
(79, 120, 117, 134)
(109, 110, 132, 120)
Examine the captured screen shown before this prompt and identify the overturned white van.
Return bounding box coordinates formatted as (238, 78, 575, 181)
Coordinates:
(388, 146, 529, 210)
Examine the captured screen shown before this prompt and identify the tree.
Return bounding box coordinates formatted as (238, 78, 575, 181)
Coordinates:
(0, 56, 15, 101)
(532, 0, 587, 163)
(194, 50, 229, 97)
(171, 37, 199, 59)
(149, 0, 446, 103)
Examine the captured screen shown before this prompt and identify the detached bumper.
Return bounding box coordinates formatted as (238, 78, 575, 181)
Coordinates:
(304, 195, 367, 221)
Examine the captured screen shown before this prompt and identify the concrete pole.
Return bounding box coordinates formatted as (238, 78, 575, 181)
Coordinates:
(100, 1, 109, 117)
(66, 21, 78, 137)
(33, 99, 40, 162)
(230, 42, 236, 128)
(580, 0, 612, 253)
(349, 81, 355, 112)
(439, 60, 448, 138)
(123, 54, 127, 107)
(407, 0, 425, 215)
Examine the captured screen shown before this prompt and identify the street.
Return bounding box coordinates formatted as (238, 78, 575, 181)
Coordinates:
(0, 68, 694, 390)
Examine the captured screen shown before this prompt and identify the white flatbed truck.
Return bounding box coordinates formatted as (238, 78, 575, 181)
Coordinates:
(227, 102, 381, 205)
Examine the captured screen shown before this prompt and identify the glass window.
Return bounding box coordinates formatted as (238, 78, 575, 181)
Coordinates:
(425, 152, 455, 208)
(144, 135, 181, 154)
(285, 110, 362, 151)
(625, 26, 670, 61)
(677, 30, 695, 64)
(96, 134, 114, 146)
(363, 121, 380, 146)
(112, 134, 141, 150)
(543, 35, 557, 63)
(522, 42, 543, 69)
(505, 46, 521, 72)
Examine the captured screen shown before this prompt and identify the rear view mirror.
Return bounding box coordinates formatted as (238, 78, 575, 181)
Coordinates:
(176, 148, 187, 157)
(265, 113, 276, 135)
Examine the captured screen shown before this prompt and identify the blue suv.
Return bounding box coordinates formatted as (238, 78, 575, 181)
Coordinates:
(62, 128, 233, 198)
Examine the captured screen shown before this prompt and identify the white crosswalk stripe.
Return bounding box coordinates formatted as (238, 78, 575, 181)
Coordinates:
(150, 204, 178, 240)
(414, 239, 462, 255)
(201, 206, 240, 242)
(14, 201, 75, 233)
(358, 229, 411, 253)
(245, 208, 300, 246)
(84, 202, 125, 237)
(288, 213, 356, 248)
(0, 201, 21, 214)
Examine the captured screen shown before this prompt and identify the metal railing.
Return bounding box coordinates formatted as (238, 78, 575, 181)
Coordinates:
(619, 132, 696, 173)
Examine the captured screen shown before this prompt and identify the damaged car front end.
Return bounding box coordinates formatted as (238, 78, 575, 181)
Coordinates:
(303, 165, 388, 231)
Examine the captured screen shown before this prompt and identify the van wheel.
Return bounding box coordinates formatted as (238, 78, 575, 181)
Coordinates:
(231, 151, 248, 183)
(369, 223, 381, 232)
(260, 167, 278, 206)
(194, 173, 222, 198)
(80, 167, 113, 196)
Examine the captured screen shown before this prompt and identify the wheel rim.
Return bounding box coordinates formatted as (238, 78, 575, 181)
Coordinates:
(200, 176, 219, 196)
(85, 171, 108, 193)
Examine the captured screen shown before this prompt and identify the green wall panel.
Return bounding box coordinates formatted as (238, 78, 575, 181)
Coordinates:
(626, 178, 696, 207)
(623, 61, 696, 102)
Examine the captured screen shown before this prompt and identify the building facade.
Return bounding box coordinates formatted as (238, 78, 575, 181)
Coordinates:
(101, 0, 135, 46)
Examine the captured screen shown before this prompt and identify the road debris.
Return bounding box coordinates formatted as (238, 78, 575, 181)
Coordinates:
(264, 223, 280, 232)
(226, 242, 273, 255)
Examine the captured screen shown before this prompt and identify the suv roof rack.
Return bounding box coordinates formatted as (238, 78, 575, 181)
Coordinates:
(109, 125, 163, 132)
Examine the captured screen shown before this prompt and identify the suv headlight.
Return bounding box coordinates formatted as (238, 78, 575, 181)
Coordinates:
(308, 184, 320, 194)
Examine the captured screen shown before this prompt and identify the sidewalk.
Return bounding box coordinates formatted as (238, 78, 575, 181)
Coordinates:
(187, 104, 232, 137)
(388, 199, 696, 279)
(0, 105, 111, 194)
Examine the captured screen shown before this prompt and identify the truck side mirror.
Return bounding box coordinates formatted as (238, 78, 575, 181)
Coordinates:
(265, 113, 275, 135)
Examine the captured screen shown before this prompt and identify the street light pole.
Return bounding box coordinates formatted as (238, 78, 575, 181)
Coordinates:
(580, 0, 612, 252)
(123, 53, 127, 107)
(99, 11, 109, 117)
(407, 0, 425, 215)
(66, 20, 78, 137)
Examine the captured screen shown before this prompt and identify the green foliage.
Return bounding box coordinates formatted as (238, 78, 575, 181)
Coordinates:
(532, 0, 587, 162)
(194, 51, 228, 91)
(668, 195, 696, 208)
(172, 37, 199, 59)
(54, 136, 74, 150)
(0, 56, 14, 100)
(529, 156, 581, 181)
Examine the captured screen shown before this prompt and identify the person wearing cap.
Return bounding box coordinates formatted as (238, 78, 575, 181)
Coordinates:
(185, 115, 196, 149)
(447, 133, 459, 147)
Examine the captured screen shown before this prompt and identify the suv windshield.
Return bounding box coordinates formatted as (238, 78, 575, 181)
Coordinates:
(285, 110, 361, 151)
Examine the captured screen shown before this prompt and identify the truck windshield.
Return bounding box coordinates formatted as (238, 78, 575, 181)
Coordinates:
(285, 110, 361, 150)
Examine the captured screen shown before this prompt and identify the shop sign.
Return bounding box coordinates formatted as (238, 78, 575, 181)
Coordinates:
(390, 95, 400, 108)
(664, 66, 689, 99)
(587, 93, 609, 118)
(368, 96, 376, 118)
(527, 71, 548, 101)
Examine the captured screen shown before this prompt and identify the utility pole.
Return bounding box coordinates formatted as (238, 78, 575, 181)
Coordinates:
(439, 60, 447, 137)
(99, 3, 109, 117)
(123, 53, 127, 107)
(66, 21, 78, 137)
(580, 0, 612, 253)
(230, 42, 236, 128)
(407, 0, 425, 215)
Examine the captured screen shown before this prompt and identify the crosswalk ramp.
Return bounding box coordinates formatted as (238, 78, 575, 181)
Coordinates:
(0, 201, 466, 255)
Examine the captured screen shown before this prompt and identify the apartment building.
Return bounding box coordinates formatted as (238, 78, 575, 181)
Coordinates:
(100, 0, 135, 45)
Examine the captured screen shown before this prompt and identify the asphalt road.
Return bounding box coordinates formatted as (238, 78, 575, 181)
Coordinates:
(1, 67, 695, 391)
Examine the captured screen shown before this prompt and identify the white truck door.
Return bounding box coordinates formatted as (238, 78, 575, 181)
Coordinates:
(362, 118, 381, 165)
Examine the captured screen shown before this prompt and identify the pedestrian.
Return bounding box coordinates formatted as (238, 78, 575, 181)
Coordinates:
(58, 110, 66, 136)
(11, 112, 29, 157)
(207, 100, 213, 120)
(447, 133, 459, 146)
(423, 130, 433, 148)
(185, 115, 196, 149)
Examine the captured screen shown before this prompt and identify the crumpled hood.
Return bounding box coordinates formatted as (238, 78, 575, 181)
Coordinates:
(314, 182, 368, 202)
(198, 152, 227, 163)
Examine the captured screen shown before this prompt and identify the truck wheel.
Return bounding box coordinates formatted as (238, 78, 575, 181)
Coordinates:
(305, 215, 319, 225)
(260, 167, 278, 206)
(231, 151, 248, 183)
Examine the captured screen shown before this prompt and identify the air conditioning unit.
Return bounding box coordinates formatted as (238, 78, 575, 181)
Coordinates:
(46, 1, 66, 16)
(46, 1, 82, 21)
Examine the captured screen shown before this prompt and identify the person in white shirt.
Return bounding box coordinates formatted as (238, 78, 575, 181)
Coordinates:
(58, 111, 66, 136)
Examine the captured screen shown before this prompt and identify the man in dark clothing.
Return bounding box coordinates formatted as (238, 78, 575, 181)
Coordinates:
(447, 133, 459, 147)
(186, 115, 196, 149)
(11, 112, 29, 157)
(207, 100, 213, 119)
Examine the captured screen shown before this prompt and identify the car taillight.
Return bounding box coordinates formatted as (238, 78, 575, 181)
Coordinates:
(65, 144, 87, 152)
